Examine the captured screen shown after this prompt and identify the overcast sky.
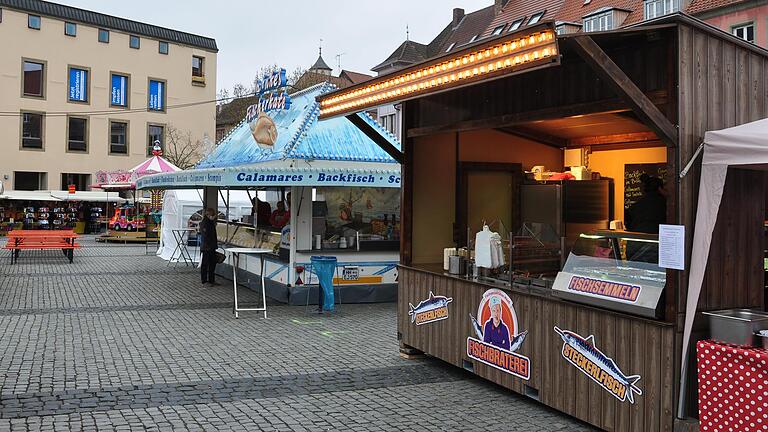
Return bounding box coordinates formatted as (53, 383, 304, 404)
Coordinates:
(58, 0, 492, 93)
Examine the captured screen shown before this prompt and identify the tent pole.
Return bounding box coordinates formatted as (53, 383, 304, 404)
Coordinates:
(679, 141, 704, 179)
(225, 188, 230, 247)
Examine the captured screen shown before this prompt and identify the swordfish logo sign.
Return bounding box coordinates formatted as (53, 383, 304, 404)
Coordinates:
(554, 327, 643, 403)
(408, 291, 452, 325)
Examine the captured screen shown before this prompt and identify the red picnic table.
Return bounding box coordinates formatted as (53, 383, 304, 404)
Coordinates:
(4, 230, 82, 264)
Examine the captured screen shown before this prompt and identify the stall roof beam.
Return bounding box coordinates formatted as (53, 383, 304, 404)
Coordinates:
(406, 90, 668, 138)
(568, 131, 662, 148)
(496, 127, 567, 148)
(569, 35, 678, 147)
(345, 114, 404, 163)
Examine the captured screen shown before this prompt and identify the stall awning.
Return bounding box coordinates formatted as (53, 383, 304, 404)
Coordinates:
(136, 160, 401, 190)
(0, 190, 123, 202)
(50, 191, 124, 202)
(0, 191, 63, 201)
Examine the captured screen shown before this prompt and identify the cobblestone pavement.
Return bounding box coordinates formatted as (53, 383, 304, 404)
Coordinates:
(0, 236, 595, 431)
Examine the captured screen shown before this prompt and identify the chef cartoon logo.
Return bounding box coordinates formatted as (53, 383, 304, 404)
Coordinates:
(467, 289, 530, 380)
(554, 326, 642, 403)
(409, 292, 452, 325)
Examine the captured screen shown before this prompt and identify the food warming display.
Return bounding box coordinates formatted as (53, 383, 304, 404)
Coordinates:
(520, 179, 613, 257)
(552, 230, 666, 318)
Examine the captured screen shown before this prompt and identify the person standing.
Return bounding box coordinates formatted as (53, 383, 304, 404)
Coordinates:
(199, 208, 219, 286)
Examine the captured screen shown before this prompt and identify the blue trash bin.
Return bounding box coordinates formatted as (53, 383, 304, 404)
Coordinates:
(311, 256, 337, 312)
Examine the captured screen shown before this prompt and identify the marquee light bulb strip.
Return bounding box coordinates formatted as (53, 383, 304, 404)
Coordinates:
(319, 29, 558, 118)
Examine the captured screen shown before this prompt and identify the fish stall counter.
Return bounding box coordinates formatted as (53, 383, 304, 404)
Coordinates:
(398, 230, 675, 430)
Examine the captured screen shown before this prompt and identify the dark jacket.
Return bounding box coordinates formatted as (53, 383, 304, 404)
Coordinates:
(625, 192, 666, 234)
(198, 217, 218, 251)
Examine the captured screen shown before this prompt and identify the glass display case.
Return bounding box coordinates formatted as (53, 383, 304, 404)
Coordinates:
(552, 230, 667, 318)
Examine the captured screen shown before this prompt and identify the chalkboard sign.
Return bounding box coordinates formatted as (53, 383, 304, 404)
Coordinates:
(624, 163, 667, 209)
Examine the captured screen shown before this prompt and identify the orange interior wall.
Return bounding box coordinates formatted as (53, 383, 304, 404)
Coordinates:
(588, 147, 667, 221)
(458, 129, 564, 170)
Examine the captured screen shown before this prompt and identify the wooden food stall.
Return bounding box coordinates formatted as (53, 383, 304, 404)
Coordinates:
(317, 15, 768, 431)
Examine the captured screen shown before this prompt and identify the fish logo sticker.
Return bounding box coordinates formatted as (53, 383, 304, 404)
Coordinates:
(408, 292, 452, 325)
(554, 327, 642, 403)
(466, 289, 530, 380)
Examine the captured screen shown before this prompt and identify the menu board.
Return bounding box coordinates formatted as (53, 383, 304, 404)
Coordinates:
(624, 163, 667, 209)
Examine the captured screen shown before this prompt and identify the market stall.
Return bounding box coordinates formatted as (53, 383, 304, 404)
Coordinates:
(316, 15, 768, 431)
(137, 82, 401, 304)
(0, 190, 122, 234)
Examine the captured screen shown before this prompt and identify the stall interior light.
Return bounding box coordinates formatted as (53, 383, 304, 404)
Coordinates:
(319, 29, 558, 117)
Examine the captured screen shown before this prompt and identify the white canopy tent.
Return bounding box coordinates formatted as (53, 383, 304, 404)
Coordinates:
(678, 117, 768, 415)
(157, 189, 253, 260)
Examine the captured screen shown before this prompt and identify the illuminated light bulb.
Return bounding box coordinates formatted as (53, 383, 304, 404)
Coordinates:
(429, 67, 435, 74)
(454, 59, 461, 67)
(472, 67, 478, 75)
(447, 62, 453, 69)
(488, 63, 495, 71)
(450, 74, 456, 81)
(493, 47, 499, 55)
(462, 57, 468, 65)
(543, 48, 550, 56)
(419, 83, 425, 89)
(524, 53, 530, 62)
(430, 79, 436, 86)
(396, 89, 402, 95)
(502, 44, 508, 53)
(416, 71, 422, 78)
(441, 64, 447, 71)
(496, 60, 502, 68)
(480, 65, 486, 73)
(504, 58, 511, 66)
(485, 49, 491, 58)
(470, 54, 476, 62)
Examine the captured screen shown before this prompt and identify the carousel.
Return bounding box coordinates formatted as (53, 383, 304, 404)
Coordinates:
(93, 144, 180, 243)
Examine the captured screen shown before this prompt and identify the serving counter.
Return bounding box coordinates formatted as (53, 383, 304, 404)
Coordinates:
(398, 264, 675, 431)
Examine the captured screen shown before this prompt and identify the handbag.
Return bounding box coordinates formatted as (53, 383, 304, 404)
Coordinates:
(215, 249, 226, 264)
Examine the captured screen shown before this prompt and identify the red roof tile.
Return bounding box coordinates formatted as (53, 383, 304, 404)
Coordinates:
(687, 0, 751, 14)
(340, 70, 373, 85)
(436, 6, 497, 52)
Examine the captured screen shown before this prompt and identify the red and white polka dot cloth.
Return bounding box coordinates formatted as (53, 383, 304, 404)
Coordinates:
(697, 340, 768, 431)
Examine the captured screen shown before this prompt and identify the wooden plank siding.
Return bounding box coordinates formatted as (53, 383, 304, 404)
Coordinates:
(398, 266, 675, 431)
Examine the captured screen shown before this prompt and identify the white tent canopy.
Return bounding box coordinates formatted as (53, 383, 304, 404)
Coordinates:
(679, 116, 768, 415)
(157, 189, 253, 261)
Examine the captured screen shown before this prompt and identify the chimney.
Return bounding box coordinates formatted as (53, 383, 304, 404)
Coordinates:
(453, 8, 465, 28)
(494, 0, 508, 15)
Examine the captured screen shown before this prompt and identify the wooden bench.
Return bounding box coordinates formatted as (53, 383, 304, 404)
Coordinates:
(4, 230, 81, 264)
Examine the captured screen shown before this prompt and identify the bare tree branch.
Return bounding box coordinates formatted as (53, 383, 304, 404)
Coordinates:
(163, 124, 201, 170)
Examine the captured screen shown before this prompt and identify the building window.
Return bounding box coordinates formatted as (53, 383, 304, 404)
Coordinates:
(61, 173, 90, 192)
(110, 121, 128, 154)
(21, 112, 43, 149)
(148, 80, 166, 111)
(469, 34, 479, 43)
(556, 24, 566, 35)
(22, 60, 45, 97)
(28, 14, 40, 30)
(509, 18, 524, 32)
(14, 172, 46, 191)
(110, 73, 129, 107)
(147, 124, 165, 156)
(445, 42, 456, 52)
(528, 11, 545, 25)
(192, 56, 205, 77)
(584, 10, 614, 32)
(733, 23, 755, 43)
(644, 0, 679, 20)
(67, 67, 89, 103)
(98, 28, 109, 43)
(129, 35, 140, 49)
(67, 117, 87, 152)
(159, 41, 169, 55)
(379, 113, 397, 136)
(492, 25, 505, 36)
(65, 22, 76, 36)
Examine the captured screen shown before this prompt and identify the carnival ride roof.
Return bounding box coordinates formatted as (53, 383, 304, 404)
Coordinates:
(131, 156, 181, 174)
